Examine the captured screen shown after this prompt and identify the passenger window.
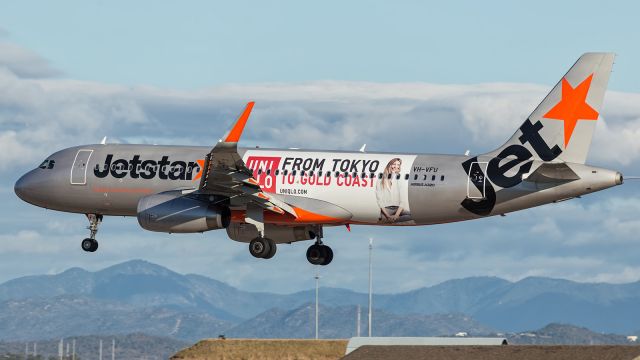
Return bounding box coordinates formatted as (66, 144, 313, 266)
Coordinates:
(284, 169, 288, 175)
(292, 170, 297, 176)
(362, 173, 367, 178)
(441, 175, 445, 181)
(378, 173, 383, 179)
(396, 174, 401, 180)
(432, 175, 436, 181)
(301, 170, 305, 176)
(318, 171, 323, 176)
(258, 169, 262, 175)
(309, 171, 314, 176)
(404, 174, 409, 180)
(387, 173, 392, 179)
(370, 172, 375, 179)
(266, 169, 271, 175)
(335, 171, 340, 178)
(275, 169, 280, 175)
(353, 172, 358, 178)
(414, 174, 418, 180)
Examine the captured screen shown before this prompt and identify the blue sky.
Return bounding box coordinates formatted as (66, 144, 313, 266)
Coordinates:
(0, 1, 640, 294)
(1, 1, 639, 90)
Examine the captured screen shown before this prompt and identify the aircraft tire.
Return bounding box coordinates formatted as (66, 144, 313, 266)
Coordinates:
(249, 237, 271, 258)
(81, 238, 98, 252)
(263, 238, 277, 259)
(320, 245, 333, 266)
(306, 244, 325, 265)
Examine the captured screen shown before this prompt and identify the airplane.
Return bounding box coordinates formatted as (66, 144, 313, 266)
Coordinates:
(14, 53, 623, 266)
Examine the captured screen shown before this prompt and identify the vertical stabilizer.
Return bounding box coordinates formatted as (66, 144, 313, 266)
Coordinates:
(488, 53, 614, 164)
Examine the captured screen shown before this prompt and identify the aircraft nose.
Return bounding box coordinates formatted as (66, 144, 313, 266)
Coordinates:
(14, 171, 42, 205)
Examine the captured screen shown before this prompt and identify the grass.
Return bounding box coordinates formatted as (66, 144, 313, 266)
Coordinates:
(171, 339, 348, 360)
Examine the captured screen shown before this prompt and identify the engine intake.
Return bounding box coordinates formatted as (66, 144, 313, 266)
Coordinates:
(137, 191, 230, 233)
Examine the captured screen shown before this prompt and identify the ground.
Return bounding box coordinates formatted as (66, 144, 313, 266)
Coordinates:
(171, 339, 348, 360)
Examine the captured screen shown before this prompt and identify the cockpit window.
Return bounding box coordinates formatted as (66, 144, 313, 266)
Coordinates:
(39, 160, 55, 170)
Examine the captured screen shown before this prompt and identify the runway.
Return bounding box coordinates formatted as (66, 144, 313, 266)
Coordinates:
(342, 345, 640, 360)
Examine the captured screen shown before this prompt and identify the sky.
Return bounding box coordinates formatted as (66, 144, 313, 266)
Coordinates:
(0, 1, 640, 294)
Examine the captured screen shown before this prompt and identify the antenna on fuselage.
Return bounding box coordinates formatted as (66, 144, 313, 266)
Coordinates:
(100, 136, 107, 145)
(359, 144, 367, 153)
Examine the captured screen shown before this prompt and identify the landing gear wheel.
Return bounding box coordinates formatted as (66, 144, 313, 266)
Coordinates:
(306, 244, 333, 266)
(320, 245, 333, 266)
(263, 239, 277, 259)
(81, 238, 98, 252)
(306, 244, 325, 265)
(249, 237, 272, 259)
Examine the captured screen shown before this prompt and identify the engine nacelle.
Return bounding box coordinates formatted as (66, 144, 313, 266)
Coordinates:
(226, 223, 316, 244)
(137, 191, 230, 233)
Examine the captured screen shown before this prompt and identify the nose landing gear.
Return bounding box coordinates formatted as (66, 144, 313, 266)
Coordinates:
(82, 214, 102, 253)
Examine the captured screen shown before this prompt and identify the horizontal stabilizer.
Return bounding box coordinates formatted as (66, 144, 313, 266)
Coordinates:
(524, 163, 580, 183)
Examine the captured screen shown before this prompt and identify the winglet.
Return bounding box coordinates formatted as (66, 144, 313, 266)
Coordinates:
(221, 101, 255, 143)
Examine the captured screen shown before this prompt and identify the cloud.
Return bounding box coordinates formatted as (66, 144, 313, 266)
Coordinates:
(0, 41, 61, 78)
(2, 76, 640, 177)
(2, 41, 640, 294)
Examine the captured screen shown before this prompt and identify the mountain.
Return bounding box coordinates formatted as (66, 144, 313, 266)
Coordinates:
(370, 276, 640, 333)
(0, 295, 231, 341)
(1, 260, 640, 340)
(507, 323, 637, 345)
(226, 303, 494, 339)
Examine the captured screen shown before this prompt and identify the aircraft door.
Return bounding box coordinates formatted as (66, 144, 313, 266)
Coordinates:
(71, 149, 93, 185)
(466, 161, 487, 199)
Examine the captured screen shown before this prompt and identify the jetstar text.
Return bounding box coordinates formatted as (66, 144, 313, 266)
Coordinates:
(94, 154, 202, 180)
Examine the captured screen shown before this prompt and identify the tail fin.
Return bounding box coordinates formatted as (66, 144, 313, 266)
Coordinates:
(488, 53, 614, 164)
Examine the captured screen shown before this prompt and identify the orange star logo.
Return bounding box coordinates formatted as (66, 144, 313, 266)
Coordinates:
(543, 74, 599, 147)
(192, 159, 205, 182)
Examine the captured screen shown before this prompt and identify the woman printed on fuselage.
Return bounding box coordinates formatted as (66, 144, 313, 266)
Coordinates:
(376, 158, 411, 223)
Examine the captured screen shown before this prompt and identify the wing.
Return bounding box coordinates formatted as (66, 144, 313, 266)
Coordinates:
(198, 102, 298, 217)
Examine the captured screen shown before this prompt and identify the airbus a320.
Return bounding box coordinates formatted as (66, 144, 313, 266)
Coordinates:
(15, 53, 623, 265)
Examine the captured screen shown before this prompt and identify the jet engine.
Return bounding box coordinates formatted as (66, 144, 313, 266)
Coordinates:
(226, 222, 316, 243)
(137, 191, 230, 233)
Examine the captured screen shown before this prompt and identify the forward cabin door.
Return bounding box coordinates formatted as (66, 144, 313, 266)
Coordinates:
(466, 161, 487, 199)
(70, 149, 94, 185)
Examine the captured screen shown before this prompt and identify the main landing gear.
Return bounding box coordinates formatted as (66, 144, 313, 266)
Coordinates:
(306, 241, 333, 266)
(248, 225, 334, 266)
(249, 237, 277, 259)
(305, 226, 333, 266)
(81, 214, 102, 253)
